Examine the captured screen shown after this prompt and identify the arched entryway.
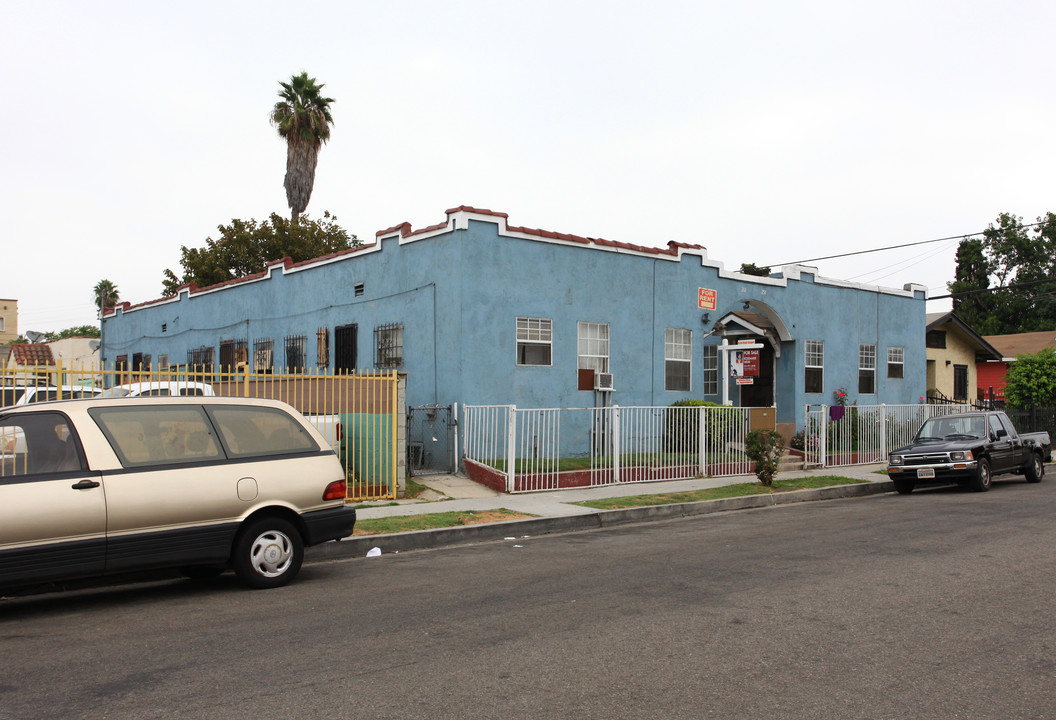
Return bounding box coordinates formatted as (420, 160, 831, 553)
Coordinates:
(711, 302, 792, 412)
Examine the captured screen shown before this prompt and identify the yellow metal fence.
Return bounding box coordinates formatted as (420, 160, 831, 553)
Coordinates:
(1, 362, 401, 500)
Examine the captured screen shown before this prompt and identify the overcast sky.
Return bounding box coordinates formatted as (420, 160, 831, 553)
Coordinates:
(3, 0, 1054, 333)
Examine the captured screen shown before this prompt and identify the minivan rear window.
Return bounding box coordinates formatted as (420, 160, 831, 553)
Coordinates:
(89, 406, 223, 467)
(206, 405, 318, 458)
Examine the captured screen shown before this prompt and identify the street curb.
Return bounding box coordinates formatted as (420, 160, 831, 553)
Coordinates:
(306, 480, 895, 561)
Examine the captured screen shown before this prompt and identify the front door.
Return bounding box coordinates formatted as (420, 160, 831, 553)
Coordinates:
(738, 341, 775, 407)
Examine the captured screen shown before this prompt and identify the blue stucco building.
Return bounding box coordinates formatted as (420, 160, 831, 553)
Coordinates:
(102, 206, 927, 439)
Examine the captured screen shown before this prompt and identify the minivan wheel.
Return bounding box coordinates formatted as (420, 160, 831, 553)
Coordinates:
(1025, 454, 1043, 483)
(970, 459, 992, 492)
(232, 518, 304, 589)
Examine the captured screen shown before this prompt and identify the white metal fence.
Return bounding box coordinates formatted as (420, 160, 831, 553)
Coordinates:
(462, 404, 754, 493)
(803, 403, 974, 468)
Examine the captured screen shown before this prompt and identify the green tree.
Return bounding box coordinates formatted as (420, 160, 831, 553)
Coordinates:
(1003, 348, 1056, 408)
(947, 212, 1056, 334)
(43, 325, 101, 341)
(162, 212, 357, 295)
(93, 279, 120, 314)
(271, 72, 335, 221)
(948, 238, 995, 332)
(739, 263, 771, 277)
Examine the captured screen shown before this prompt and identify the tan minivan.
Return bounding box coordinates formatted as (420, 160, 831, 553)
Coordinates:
(0, 397, 356, 592)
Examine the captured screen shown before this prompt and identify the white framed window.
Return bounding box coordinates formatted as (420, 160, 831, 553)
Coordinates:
(577, 321, 609, 373)
(887, 346, 904, 379)
(859, 343, 876, 394)
(665, 328, 691, 391)
(805, 340, 824, 394)
(516, 317, 552, 366)
(702, 345, 718, 395)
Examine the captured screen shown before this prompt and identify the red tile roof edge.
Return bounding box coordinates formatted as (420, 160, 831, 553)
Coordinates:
(375, 206, 704, 259)
(106, 207, 708, 316)
(11, 343, 55, 365)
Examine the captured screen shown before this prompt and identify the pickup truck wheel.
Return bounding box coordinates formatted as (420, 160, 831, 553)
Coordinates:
(893, 479, 915, 495)
(970, 459, 992, 492)
(232, 518, 304, 589)
(1025, 453, 1044, 483)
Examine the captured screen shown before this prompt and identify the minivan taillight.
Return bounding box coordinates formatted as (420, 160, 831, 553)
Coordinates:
(322, 479, 347, 501)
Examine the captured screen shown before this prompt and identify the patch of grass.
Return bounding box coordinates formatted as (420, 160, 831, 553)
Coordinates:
(403, 476, 431, 498)
(352, 508, 536, 536)
(573, 475, 866, 510)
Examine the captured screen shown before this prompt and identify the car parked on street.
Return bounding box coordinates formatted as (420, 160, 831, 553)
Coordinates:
(0, 396, 355, 592)
(887, 410, 1051, 494)
(1, 384, 104, 407)
(98, 380, 215, 398)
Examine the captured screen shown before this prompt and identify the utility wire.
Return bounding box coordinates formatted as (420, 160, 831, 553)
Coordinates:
(930, 277, 1056, 300)
(769, 220, 1051, 267)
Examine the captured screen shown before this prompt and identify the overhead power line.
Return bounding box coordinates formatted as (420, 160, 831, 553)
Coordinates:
(929, 277, 1056, 300)
(768, 220, 1051, 267)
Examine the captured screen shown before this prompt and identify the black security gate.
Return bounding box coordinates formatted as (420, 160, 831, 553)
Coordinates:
(407, 405, 455, 475)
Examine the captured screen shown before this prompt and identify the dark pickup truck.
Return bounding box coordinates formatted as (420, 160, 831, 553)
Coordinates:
(887, 411, 1051, 494)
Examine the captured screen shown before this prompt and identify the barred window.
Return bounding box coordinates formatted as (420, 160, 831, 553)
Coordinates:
(887, 346, 904, 379)
(859, 343, 876, 395)
(805, 340, 824, 394)
(187, 346, 214, 372)
(285, 335, 307, 373)
(665, 328, 691, 391)
(702, 345, 718, 395)
(219, 339, 248, 371)
(375, 323, 404, 368)
(577, 321, 609, 373)
(253, 338, 274, 374)
(516, 317, 552, 366)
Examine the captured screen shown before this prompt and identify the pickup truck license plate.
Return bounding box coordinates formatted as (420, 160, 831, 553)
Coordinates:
(916, 468, 936, 479)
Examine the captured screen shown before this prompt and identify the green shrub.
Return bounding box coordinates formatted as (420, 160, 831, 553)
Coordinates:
(745, 428, 784, 486)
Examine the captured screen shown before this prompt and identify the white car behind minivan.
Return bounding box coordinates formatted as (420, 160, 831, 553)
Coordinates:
(99, 381, 215, 398)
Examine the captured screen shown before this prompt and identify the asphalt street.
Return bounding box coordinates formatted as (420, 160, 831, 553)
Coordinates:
(2, 479, 1054, 720)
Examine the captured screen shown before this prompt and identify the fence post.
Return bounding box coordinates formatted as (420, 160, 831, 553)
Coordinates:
(698, 405, 707, 477)
(506, 405, 517, 493)
(879, 403, 887, 459)
(820, 405, 828, 467)
(612, 405, 621, 484)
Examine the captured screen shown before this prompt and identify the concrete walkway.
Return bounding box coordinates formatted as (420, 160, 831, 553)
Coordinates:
(306, 463, 895, 562)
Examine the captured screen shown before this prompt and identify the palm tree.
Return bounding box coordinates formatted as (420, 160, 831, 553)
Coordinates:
(93, 279, 119, 315)
(270, 72, 335, 221)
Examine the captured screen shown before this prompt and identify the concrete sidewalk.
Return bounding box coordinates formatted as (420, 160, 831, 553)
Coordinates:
(306, 463, 894, 562)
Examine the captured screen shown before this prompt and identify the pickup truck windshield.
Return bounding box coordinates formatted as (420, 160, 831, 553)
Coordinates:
(916, 416, 988, 441)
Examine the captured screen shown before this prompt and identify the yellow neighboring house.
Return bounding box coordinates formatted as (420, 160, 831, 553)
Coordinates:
(925, 312, 1002, 404)
(0, 298, 16, 345)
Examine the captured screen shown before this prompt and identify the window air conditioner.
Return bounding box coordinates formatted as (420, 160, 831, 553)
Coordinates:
(594, 372, 614, 391)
